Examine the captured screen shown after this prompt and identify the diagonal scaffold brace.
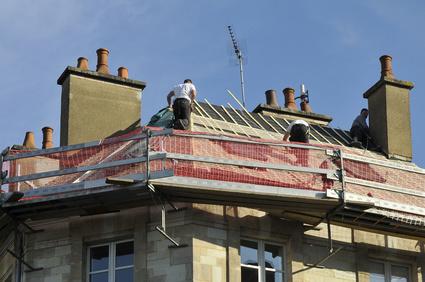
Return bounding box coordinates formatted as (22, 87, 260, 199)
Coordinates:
(144, 128, 187, 248)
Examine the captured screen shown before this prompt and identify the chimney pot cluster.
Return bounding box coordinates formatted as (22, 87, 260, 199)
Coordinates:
(22, 127, 54, 149)
(76, 48, 130, 79)
(262, 87, 313, 112)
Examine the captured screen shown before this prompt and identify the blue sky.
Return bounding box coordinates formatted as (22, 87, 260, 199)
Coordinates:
(1, 1, 424, 167)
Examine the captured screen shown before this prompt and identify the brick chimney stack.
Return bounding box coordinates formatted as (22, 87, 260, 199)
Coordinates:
(363, 55, 414, 161)
(283, 88, 297, 110)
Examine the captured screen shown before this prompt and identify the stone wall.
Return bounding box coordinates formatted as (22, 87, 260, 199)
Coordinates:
(12, 204, 425, 281)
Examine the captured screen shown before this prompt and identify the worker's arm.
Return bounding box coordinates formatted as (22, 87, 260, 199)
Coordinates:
(190, 87, 197, 102)
(283, 132, 290, 141)
(167, 91, 174, 108)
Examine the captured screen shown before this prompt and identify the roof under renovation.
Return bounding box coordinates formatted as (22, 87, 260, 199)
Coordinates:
(1, 50, 424, 243)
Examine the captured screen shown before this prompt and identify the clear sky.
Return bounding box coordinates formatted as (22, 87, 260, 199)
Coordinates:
(1, 1, 424, 167)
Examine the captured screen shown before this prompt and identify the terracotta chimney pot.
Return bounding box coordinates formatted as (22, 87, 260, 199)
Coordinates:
(77, 57, 89, 70)
(283, 88, 297, 110)
(265, 90, 278, 107)
(42, 127, 54, 149)
(118, 67, 129, 79)
(22, 132, 36, 149)
(300, 101, 312, 113)
(96, 48, 110, 74)
(380, 55, 395, 79)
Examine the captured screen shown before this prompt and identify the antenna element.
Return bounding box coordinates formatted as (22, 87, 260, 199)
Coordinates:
(227, 25, 246, 107)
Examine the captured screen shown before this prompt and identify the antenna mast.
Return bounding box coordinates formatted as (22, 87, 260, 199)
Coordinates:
(227, 25, 246, 107)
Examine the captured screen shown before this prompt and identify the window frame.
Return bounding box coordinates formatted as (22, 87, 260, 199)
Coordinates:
(86, 239, 134, 282)
(369, 259, 411, 282)
(240, 238, 286, 282)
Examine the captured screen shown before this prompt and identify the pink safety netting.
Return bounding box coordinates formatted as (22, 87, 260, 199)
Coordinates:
(2, 127, 425, 220)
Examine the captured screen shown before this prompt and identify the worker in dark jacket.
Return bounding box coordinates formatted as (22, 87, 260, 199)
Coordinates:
(350, 108, 371, 148)
(167, 79, 197, 130)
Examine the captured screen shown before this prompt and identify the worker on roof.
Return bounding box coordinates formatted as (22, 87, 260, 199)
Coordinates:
(167, 79, 197, 130)
(283, 119, 310, 143)
(350, 108, 371, 148)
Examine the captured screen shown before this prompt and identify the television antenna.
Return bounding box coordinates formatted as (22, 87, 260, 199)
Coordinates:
(227, 25, 246, 107)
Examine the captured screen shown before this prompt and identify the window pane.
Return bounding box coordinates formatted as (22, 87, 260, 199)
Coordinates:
(391, 265, 409, 282)
(241, 240, 258, 266)
(115, 268, 134, 282)
(241, 266, 258, 282)
(90, 245, 109, 272)
(266, 270, 283, 282)
(265, 244, 283, 271)
(116, 241, 134, 267)
(90, 272, 108, 282)
(369, 261, 385, 282)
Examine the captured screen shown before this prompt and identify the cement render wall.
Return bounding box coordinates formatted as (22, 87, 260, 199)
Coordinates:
(13, 204, 425, 282)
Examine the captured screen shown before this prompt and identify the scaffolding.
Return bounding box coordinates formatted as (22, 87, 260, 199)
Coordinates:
(1, 127, 425, 240)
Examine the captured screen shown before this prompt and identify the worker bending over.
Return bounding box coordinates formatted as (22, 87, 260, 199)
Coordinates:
(350, 108, 370, 148)
(167, 79, 197, 130)
(283, 119, 310, 143)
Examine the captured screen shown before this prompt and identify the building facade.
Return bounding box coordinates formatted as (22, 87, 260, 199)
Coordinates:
(0, 50, 424, 282)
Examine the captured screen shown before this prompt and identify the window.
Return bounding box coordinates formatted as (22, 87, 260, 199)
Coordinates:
(240, 239, 285, 282)
(369, 260, 410, 282)
(87, 240, 134, 282)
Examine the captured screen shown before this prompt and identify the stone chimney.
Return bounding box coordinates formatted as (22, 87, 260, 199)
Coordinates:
(57, 48, 146, 146)
(253, 87, 332, 126)
(363, 55, 414, 161)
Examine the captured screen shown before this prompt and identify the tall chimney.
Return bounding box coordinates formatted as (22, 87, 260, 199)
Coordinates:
(57, 48, 146, 146)
(22, 132, 36, 149)
(265, 90, 278, 107)
(96, 48, 110, 74)
(42, 127, 53, 149)
(118, 67, 129, 79)
(283, 88, 297, 110)
(363, 55, 414, 161)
